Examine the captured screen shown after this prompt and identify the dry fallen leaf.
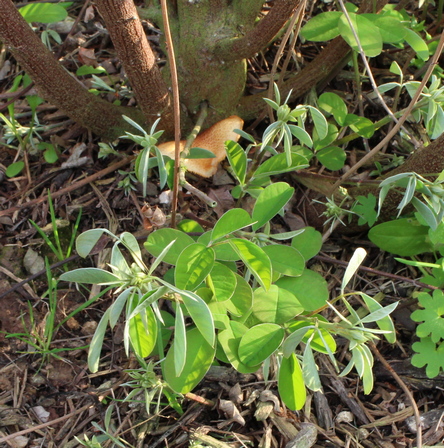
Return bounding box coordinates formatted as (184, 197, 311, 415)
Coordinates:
(218, 399, 245, 426)
(157, 116, 244, 177)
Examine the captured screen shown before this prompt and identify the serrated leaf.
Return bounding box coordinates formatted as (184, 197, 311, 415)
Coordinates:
(411, 290, 444, 343)
(412, 337, 444, 378)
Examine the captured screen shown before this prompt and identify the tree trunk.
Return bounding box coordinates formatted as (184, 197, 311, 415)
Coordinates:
(95, 0, 173, 133)
(0, 0, 146, 140)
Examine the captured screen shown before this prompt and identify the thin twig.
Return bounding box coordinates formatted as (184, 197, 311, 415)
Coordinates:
(266, 1, 305, 121)
(331, 30, 444, 193)
(369, 342, 422, 448)
(0, 156, 134, 217)
(160, 0, 181, 228)
(314, 253, 439, 291)
(0, 404, 95, 444)
(337, 0, 418, 147)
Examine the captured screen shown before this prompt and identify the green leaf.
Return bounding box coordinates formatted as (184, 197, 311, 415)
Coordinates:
(352, 194, 378, 227)
(300, 11, 342, 41)
(344, 114, 375, 138)
(307, 106, 328, 140)
(180, 292, 215, 347)
(411, 290, 444, 343)
(252, 285, 303, 324)
(225, 274, 253, 317)
(252, 182, 294, 231)
(128, 304, 157, 358)
(174, 305, 187, 375)
(338, 12, 383, 57)
(211, 208, 252, 242)
(276, 269, 329, 311)
(207, 262, 237, 302)
(229, 239, 272, 290)
(372, 15, 406, 43)
(226, 141, 247, 184)
(341, 247, 367, 293)
(253, 153, 308, 179)
(291, 227, 322, 260)
(175, 243, 215, 290)
(404, 28, 429, 61)
(313, 123, 338, 150)
(261, 245, 305, 277)
(88, 309, 111, 373)
(368, 218, 432, 256)
(199, 232, 240, 261)
(19, 2, 68, 23)
(318, 92, 348, 125)
(185, 147, 216, 159)
(76, 229, 108, 258)
(287, 124, 313, 147)
(286, 320, 337, 355)
(360, 293, 397, 343)
(412, 337, 444, 378)
(278, 353, 306, 410)
(163, 327, 215, 393)
(6, 161, 25, 178)
(76, 66, 107, 76)
(145, 228, 194, 265)
(316, 146, 346, 171)
(303, 343, 322, 391)
(238, 323, 284, 366)
(218, 322, 261, 373)
(109, 288, 134, 328)
(60, 268, 121, 285)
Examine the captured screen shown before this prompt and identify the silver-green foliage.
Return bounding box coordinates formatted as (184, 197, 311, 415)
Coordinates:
(61, 200, 396, 410)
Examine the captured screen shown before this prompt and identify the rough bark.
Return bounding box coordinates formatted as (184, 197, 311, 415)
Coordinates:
(214, 0, 300, 61)
(95, 0, 173, 133)
(0, 0, 146, 140)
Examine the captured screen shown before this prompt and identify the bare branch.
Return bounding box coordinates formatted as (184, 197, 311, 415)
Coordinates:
(95, 0, 173, 130)
(0, 0, 146, 139)
(214, 0, 299, 61)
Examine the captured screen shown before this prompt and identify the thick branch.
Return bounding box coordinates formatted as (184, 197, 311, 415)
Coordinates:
(0, 0, 146, 140)
(237, 0, 389, 120)
(214, 0, 300, 61)
(95, 0, 173, 132)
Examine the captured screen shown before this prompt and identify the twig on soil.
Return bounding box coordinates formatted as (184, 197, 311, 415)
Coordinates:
(314, 253, 439, 291)
(0, 404, 95, 444)
(369, 342, 423, 448)
(0, 155, 135, 217)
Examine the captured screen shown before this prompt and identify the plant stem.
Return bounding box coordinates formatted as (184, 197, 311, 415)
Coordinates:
(160, 0, 181, 228)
